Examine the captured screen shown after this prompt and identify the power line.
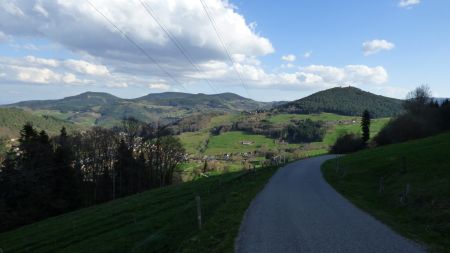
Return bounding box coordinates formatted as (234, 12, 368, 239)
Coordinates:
(87, 0, 188, 92)
(138, 0, 220, 94)
(199, 0, 251, 98)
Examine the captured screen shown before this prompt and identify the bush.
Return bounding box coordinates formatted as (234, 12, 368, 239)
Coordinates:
(374, 114, 440, 145)
(330, 133, 364, 154)
(374, 86, 450, 146)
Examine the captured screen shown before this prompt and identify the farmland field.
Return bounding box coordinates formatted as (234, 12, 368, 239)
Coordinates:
(205, 131, 298, 155)
(267, 112, 356, 124)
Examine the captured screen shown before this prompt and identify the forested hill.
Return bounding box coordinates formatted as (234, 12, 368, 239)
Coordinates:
(134, 92, 269, 110)
(9, 92, 269, 111)
(275, 86, 403, 118)
(10, 92, 123, 112)
(0, 108, 79, 138)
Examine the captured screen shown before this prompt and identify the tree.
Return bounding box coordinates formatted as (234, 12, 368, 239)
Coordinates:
(404, 85, 432, 114)
(53, 127, 80, 212)
(361, 110, 371, 144)
(114, 139, 135, 198)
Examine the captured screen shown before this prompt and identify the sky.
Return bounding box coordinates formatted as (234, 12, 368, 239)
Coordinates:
(0, 0, 449, 104)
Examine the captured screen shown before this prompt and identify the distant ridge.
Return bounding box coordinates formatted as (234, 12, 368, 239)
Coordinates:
(275, 86, 403, 118)
(4, 92, 272, 126)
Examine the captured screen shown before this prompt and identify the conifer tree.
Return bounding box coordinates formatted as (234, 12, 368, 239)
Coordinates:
(361, 110, 371, 144)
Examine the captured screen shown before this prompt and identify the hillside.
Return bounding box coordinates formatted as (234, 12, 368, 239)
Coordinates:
(0, 165, 278, 253)
(0, 108, 79, 138)
(11, 92, 122, 112)
(322, 132, 450, 252)
(276, 86, 403, 118)
(6, 92, 270, 126)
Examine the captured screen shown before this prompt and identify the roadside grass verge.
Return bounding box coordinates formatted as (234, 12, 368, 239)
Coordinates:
(0, 165, 278, 253)
(322, 132, 450, 252)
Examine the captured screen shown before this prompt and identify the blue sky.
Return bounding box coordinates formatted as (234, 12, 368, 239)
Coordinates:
(0, 0, 449, 104)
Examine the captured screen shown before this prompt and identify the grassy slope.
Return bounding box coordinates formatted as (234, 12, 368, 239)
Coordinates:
(267, 112, 356, 124)
(0, 166, 278, 253)
(205, 131, 297, 155)
(321, 118, 390, 145)
(0, 108, 80, 138)
(322, 132, 450, 252)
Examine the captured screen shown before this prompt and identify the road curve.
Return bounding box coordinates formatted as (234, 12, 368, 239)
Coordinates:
(235, 155, 425, 253)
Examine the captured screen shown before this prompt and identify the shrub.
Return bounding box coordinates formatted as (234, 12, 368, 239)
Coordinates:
(330, 133, 364, 154)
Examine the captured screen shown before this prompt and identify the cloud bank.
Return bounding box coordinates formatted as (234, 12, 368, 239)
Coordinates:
(0, 0, 391, 94)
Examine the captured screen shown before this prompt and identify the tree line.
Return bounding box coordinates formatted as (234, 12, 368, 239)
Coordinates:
(331, 85, 450, 153)
(0, 118, 185, 232)
(211, 118, 325, 144)
(375, 85, 450, 145)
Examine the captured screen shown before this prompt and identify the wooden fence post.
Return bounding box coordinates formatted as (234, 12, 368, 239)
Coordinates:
(196, 195, 202, 230)
(378, 176, 384, 194)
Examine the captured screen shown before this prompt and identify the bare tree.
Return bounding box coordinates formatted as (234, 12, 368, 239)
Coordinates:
(404, 85, 432, 114)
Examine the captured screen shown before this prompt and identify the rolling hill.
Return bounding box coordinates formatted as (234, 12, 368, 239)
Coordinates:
(276, 86, 403, 118)
(5, 92, 271, 127)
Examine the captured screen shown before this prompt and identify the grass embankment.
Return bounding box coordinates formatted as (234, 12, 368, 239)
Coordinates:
(0, 166, 278, 253)
(322, 132, 450, 252)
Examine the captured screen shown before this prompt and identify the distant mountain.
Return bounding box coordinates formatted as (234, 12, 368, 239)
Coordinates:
(134, 92, 267, 111)
(0, 108, 79, 138)
(11, 92, 122, 112)
(275, 86, 403, 118)
(6, 92, 271, 127)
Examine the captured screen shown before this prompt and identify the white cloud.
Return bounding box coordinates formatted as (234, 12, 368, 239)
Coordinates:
(64, 59, 109, 76)
(207, 63, 389, 90)
(303, 51, 312, 59)
(148, 83, 170, 91)
(62, 73, 78, 84)
(12, 43, 39, 51)
(0, 31, 10, 43)
(0, 0, 273, 65)
(281, 54, 296, 62)
(398, 0, 420, 8)
(0, 0, 393, 94)
(12, 66, 61, 84)
(25, 55, 59, 67)
(33, 2, 48, 17)
(362, 39, 395, 56)
(107, 82, 128, 88)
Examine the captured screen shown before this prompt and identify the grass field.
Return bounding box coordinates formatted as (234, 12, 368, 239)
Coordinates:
(0, 165, 279, 253)
(322, 132, 450, 252)
(322, 118, 390, 145)
(205, 131, 297, 155)
(178, 113, 389, 158)
(267, 113, 356, 124)
(179, 131, 210, 154)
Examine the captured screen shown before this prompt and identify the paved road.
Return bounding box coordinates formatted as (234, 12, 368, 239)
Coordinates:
(235, 155, 426, 253)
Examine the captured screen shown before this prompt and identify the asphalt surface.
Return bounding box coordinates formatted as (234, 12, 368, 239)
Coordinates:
(235, 155, 426, 253)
